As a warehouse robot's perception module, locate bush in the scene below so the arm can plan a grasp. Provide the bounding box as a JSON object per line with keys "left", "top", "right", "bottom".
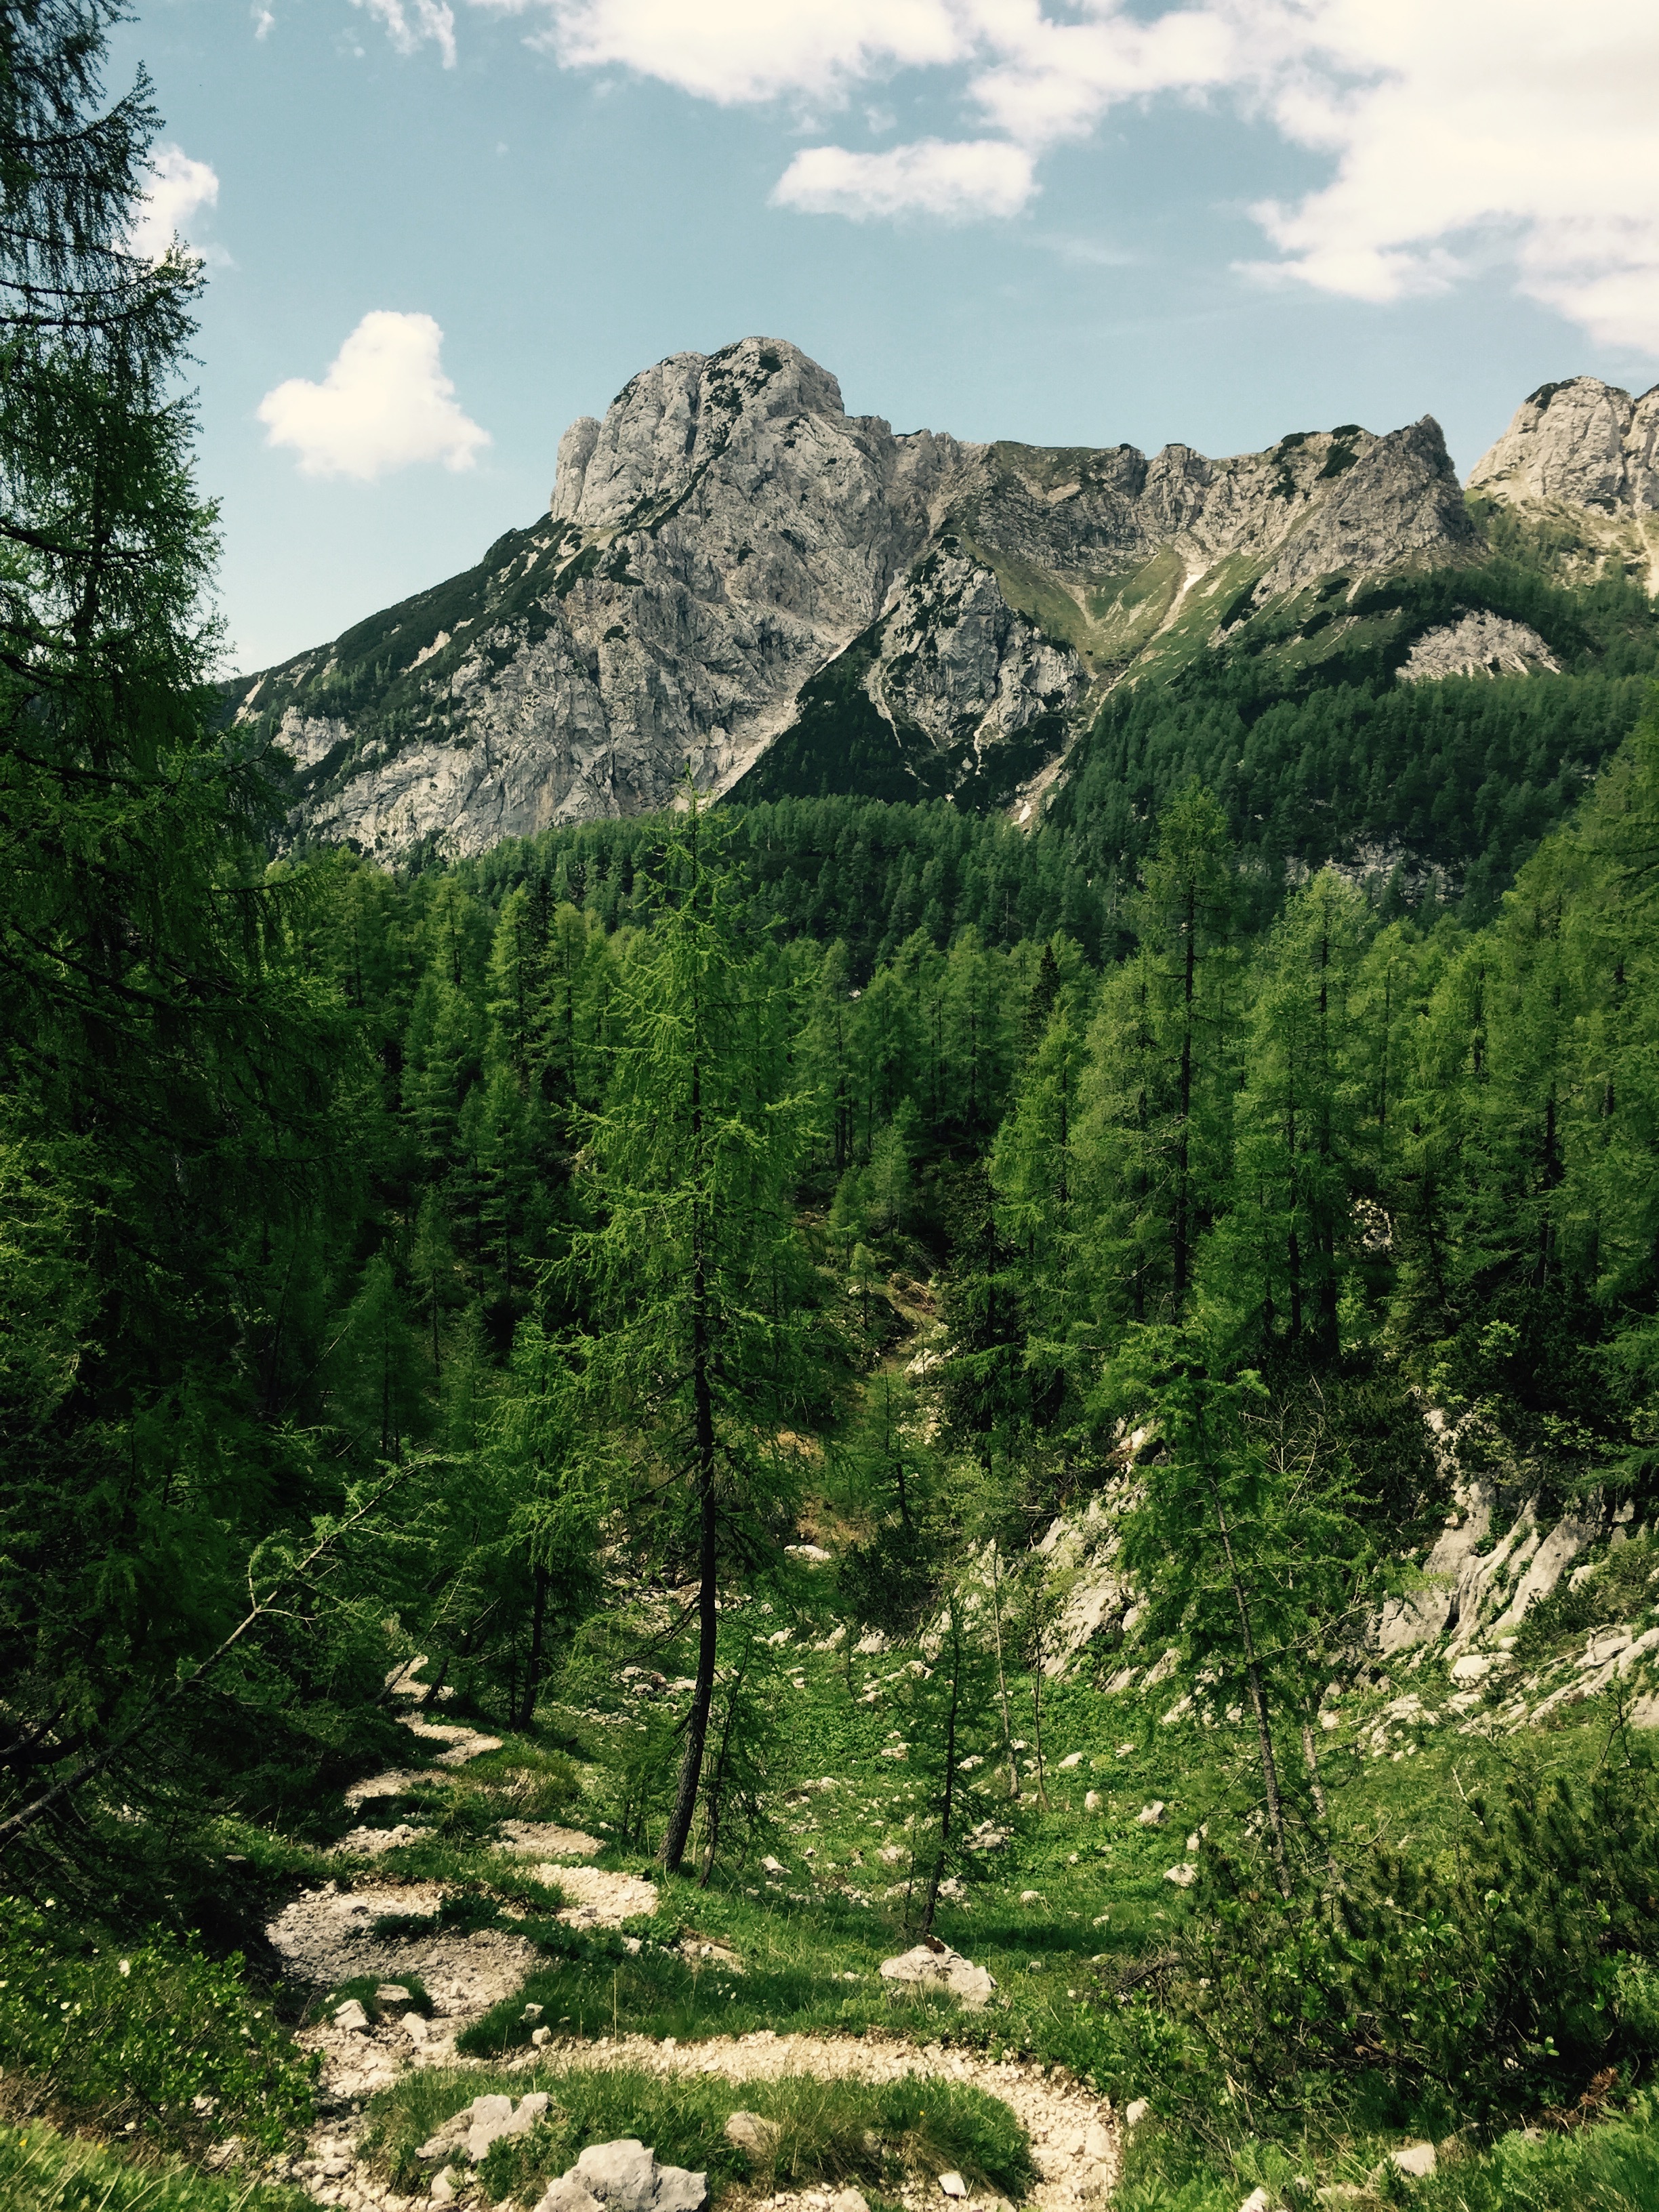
{"left": 1081, "top": 1762, "right": 1659, "bottom": 2139}
{"left": 0, "top": 1900, "right": 314, "bottom": 2150}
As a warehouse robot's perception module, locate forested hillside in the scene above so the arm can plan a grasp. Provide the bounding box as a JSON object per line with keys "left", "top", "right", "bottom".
{"left": 10, "top": 9, "right": 1659, "bottom": 2212}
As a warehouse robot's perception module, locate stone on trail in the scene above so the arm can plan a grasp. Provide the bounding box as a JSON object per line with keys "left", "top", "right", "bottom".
{"left": 829, "top": 2191, "right": 869, "bottom": 2212}
{"left": 878, "top": 1941, "right": 997, "bottom": 2008}
{"left": 535, "top": 2179, "right": 606, "bottom": 2212}
{"left": 376, "top": 1983, "right": 412, "bottom": 2005}
{"left": 331, "top": 1998, "right": 370, "bottom": 2032}
{"left": 938, "top": 2173, "right": 968, "bottom": 2198}
{"left": 573, "top": 2137, "right": 708, "bottom": 2212}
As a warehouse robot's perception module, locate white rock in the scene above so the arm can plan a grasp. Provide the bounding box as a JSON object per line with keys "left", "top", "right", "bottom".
{"left": 1124, "top": 2100, "right": 1150, "bottom": 2130}
{"left": 1136, "top": 1802, "right": 1166, "bottom": 1826}
{"left": 574, "top": 2137, "right": 707, "bottom": 2212}
{"left": 938, "top": 2173, "right": 968, "bottom": 2198}
{"left": 532, "top": 2026, "right": 553, "bottom": 2047}
{"left": 1391, "top": 2143, "right": 1437, "bottom": 2179}
{"left": 402, "top": 2011, "right": 429, "bottom": 2044}
{"left": 1237, "top": 2190, "right": 1270, "bottom": 2212}
{"left": 331, "top": 1999, "right": 370, "bottom": 2032}
{"left": 830, "top": 2191, "right": 870, "bottom": 2212}
{"left": 534, "top": 2179, "right": 606, "bottom": 2212}
{"left": 432, "top": 2167, "right": 458, "bottom": 2205}
{"left": 878, "top": 1942, "right": 997, "bottom": 2008}
{"left": 1164, "top": 1864, "right": 1197, "bottom": 1887}
{"left": 1084, "top": 2122, "right": 1113, "bottom": 2161}
{"left": 1084, "top": 1791, "right": 1102, "bottom": 1814}
{"left": 1058, "top": 1751, "right": 1084, "bottom": 1769}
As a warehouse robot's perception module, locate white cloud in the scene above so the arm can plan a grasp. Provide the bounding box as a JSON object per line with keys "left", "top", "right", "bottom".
{"left": 476, "top": 0, "right": 965, "bottom": 103}
{"left": 129, "top": 145, "right": 220, "bottom": 260}
{"left": 354, "top": 0, "right": 456, "bottom": 66}
{"left": 350, "top": 0, "right": 1659, "bottom": 351}
{"left": 774, "top": 139, "right": 1035, "bottom": 222}
{"left": 252, "top": 4, "right": 274, "bottom": 37}
{"left": 257, "top": 311, "right": 491, "bottom": 480}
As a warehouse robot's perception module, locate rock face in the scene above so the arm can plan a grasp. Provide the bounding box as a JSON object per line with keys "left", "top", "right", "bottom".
{"left": 1468, "top": 376, "right": 1659, "bottom": 512}
{"left": 231, "top": 335, "right": 1534, "bottom": 863}
{"left": 1399, "top": 611, "right": 1560, "bottom": 682}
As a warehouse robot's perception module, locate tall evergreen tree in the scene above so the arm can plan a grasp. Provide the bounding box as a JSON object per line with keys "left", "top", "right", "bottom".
{"left": 567, "top": 797, "right": 812, "bottom": 1874}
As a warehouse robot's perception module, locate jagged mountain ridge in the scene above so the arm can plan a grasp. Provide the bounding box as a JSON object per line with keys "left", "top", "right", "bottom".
{"left": 233, "top": 346, "right": 1654, "bottom": 863}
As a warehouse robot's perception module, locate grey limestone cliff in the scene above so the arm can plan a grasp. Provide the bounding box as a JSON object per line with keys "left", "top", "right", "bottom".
{"left": 234, "top": 337, "right": 1595, "bottom": 864}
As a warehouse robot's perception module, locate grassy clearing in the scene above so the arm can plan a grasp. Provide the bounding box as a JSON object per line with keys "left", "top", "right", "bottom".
{"left": 0, "top": 2119, "right": 310, "bottom": 2212}
{"left": 361, "top": 2059, "right": 1035, "bottom": 2207}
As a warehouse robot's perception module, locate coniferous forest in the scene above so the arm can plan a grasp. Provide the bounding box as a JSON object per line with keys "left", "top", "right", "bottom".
{"left": 9, "top": 9, "right": 1659, "bottom": 2212}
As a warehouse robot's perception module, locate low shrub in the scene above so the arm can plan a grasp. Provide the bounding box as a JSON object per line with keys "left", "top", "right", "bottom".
{"left": 0, "top": 1899, "right": 314, "bottom": 2151}
{"left": 1080, "top": 1762, "right": 1659, "bottom": 2141}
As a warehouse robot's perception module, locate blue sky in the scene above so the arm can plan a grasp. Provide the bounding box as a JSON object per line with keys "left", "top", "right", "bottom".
{"left": 112, "top": 1, "right": 1659, "bottom": 675}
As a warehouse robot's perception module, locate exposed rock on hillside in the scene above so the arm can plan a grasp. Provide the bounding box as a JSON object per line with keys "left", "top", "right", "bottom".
{"left": 1469, "top": 375, "right": 1659, "bottom": 513}
{"left": 233, "top": 335, "right": 1542, "bottom": 863}
{"left": 1399, "top": 610, "right": 1561, "bottom": 682}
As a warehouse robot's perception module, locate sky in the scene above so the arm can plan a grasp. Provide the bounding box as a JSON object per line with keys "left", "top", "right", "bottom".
{"left": 111, "top": 0, "right": 1659, "bottom": 676}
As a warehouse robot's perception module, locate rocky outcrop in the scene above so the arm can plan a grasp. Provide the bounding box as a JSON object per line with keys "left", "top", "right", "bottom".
{"left": 1399, "top": 611, "right": 1561, "bottom": 682}
{"left": 1469, "top": 376, "right": 1659, "bottom": 512}
{"left": 237, "top": 340, "right": 1631, "bottom": 864}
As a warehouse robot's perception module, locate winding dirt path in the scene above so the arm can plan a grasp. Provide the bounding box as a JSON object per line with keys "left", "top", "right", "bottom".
{"left": 265, "top": 1713, "right": 1120, "bottom": 2212}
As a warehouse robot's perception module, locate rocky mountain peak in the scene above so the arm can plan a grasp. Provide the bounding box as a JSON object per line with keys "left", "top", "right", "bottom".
{"left": 1468, "top": 375, "right": 1659, "bottom": 512}
{"left": 237, "top": 344, "right": 1636, "bottom": 865}
{"left": 550, "top": 336, "right": 862, "bottom": 529}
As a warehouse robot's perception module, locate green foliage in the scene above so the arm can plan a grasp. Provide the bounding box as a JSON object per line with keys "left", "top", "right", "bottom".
{"left": 1083, "top": 1761, "right": 1659, "bottom": 2141}
{"left": 0, "top": 2118, "right": 312, "bottom": 2212}
{"left": 0, "top": 1901, "right": 314, "bottom": 2150}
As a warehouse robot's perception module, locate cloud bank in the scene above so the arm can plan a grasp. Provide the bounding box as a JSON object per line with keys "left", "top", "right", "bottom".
{"left": 258, "top": 311, "right": 491, "bottom": 480}
{"left": 368, "top": 0, "right": 1659, "bottom": 352}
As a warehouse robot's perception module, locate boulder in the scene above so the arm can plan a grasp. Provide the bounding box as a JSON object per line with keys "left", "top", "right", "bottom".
{"left": 878, "top": 1942, "right": 997, "bottom": 2008}
{"left": 331, "top": 1998, "right": 369, "bottom": 2032}
{"left": 534, "top": 2180, "right": 605, "bottom": 2212}
{"left": 573, "top": 2139, "right": 708, "bottom": 2212}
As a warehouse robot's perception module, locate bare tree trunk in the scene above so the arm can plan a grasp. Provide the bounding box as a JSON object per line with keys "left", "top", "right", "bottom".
{"left": 1205, "top": 1474, "right": 1292, "bottom": 1897}
{"left": 988, "top": 1547, "right": 1018, "bottom": 1799}
{"left": 660, "top": 1205, "right": 718, "bottom": 1873}
{"left": 516, "top": 1565, "right": 548, "bottom": 1732}
{"left": 1030, "top": 1617, "right": 1049, "bottom": 1811}
{"left": 920, "top": 1606, "right": 962, "bottom": 1937}
{"left": 699, "top": 1661, "right": 744, "bottom": 1888}
{"left": 1300, "top": 1715, "right": 1328, "bottom": 1822}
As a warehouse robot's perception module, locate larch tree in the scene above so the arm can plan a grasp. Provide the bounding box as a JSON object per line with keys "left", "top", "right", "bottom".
{"left": 567, "top": 795, "right": 813, "bottom": 1875}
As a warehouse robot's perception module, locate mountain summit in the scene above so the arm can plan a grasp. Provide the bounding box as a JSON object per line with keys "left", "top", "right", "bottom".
{"left": 232, "top": 342, "right": 1643, "bottom": 864}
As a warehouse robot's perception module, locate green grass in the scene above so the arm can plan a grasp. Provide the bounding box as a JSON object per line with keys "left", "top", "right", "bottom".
{"left": 0, "top": 2119, "right": 310, "bottom": 2212}
{"left": 1109, "top": 2097, "right": 1659, "bottom": 2212}
{"left": 361, "top": 2058, "right": 1036, "bottom": 2207}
